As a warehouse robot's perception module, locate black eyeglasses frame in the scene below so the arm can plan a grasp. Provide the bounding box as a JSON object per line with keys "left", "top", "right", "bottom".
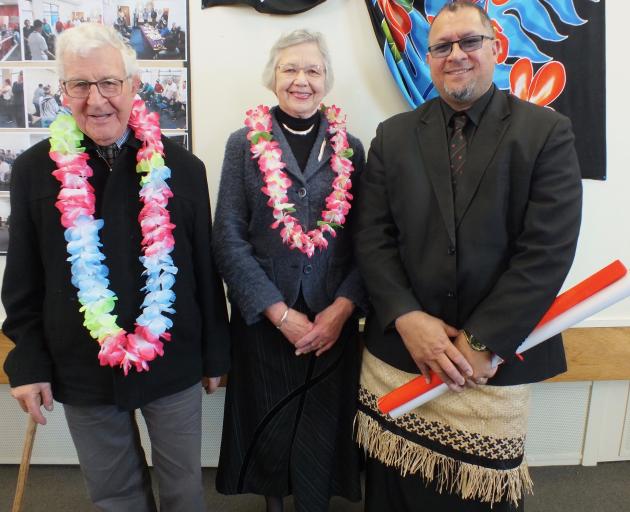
{"left": 427, "top": 35, "right": 495, "bottom": 58}
{"left": 61, "top": 77, "right": 129, "bottom": 99}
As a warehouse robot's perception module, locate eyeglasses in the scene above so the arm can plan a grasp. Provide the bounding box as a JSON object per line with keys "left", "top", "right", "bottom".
{"left": 62, "top": 78, "right": 128, "bottom": 99}
{"left": 276, "top": 64, "right": 325, "bottom": 79}
{"left": 428, "top": 35, "right": 494, "bottom": 58}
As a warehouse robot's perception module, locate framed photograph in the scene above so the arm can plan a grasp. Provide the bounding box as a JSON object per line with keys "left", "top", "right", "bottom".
{"left": 139, "top": 67, "right": 187, "bottom": 130}
{"left": 0, "top": 68, "right": 25, "bottom": 127}
{"left": 165, "top": 131, "right": 188, "bottom": 149}
{"left": 0, "top": 133, "right": 29, "bottom": 191}
{"left": 19, "top": 0, "right": 104, "bottom": 61}
{"left": 0, "top": 192, "right": 9, "bottom": 254}
{"left": 0, "top": 0, "right": 23, "bottom": 60}
{"left": 23, "top": 67, "right": 62, "bottom": 128}
{"left": 0, "top": 132, "right": 30, "bottom": 254}
{"left": 29, "top": 132, "right": 48, "bottom": 146}
{"left": 104, "top": 2, "right": 187, "bottom": 61}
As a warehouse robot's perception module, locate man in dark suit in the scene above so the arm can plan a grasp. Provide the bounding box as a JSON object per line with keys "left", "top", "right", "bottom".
{"left": 354, "top": 2, "right": 582, "bottom": 511}
{"left": 2, "top": 23, "right": 229, "bottom": 511}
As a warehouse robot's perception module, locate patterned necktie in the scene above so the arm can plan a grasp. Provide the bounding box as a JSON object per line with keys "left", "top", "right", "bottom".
{"left": 97, "top": 144, "right": 119, "bottom": 168}
{"left": 449, "top": 112, "right": 468, "bottom": 178}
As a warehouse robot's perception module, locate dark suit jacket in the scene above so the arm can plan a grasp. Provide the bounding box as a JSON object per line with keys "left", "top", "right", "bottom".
{"left": 354, "top": 88, "right": 582, "bottom": 385}
{"left": 213, "top": 107, "right": 366, "bottom": 325}
{"left": 2, "top": 135, "right": 230, "bottom": 409}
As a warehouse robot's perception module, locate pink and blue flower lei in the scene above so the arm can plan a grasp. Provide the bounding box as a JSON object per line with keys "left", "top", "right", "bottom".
{"left": 49, "top": 98, "right": 177, "bottom": 375}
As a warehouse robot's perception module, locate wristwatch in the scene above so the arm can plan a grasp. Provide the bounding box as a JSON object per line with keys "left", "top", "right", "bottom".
{"left": 463, "top": 330, "right": 488, "bottom": 352}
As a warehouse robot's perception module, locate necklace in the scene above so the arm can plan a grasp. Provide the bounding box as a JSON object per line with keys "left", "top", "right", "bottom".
{"left": 244, "top": 104, "right": 355, "bottom": 257}
{"left": 49, "top": 98, "right": 177, "bottom": 375}
{"left": 281, "top": 123, "right": 314, "bottom": 136}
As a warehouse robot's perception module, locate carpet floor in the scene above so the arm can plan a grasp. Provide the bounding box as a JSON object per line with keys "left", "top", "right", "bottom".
{"left": 1, "top": 462, "right": 629, "bottom": 511}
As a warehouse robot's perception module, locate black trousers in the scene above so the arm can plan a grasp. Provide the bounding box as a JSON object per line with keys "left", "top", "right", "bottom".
{"left": 365, "top": 457, "right": 525, "bottom": 512}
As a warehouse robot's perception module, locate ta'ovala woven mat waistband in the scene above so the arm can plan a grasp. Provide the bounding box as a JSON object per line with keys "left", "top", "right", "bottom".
{"left": 355, "top": 348, "right": 533, "bottom": 506}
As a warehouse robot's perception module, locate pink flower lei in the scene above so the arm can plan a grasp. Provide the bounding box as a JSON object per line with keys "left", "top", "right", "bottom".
{"left": 48, "top": 98, "right": 177, "bottom": 375}
{"left": 244, "top": 104, "right": 355, "bottom": 258}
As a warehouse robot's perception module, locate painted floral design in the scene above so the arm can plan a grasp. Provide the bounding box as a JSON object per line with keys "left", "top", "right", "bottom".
{"left": 368, "top": 0, "right": 597, "bottom": 108}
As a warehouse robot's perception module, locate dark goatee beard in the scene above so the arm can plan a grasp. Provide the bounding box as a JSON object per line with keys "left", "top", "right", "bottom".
{"left": 445, "top": 82, "right": 476, "bottom": 105}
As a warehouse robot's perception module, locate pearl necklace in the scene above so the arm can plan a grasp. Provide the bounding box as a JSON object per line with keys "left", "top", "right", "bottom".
{"left": 281, "top": 122, "right": 315, "bottom": 136}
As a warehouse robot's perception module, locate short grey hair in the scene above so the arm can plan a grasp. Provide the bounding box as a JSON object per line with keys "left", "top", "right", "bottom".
{"left": 56, "top": 23, "right": 138, "bottom": 80}
{"left": 262, "top": 29, "right": 334, "bottom": 94}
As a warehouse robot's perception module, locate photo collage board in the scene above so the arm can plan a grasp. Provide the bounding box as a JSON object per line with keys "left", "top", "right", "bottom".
{"left": 0, "top": 0, "right": 191, "bottom": 253}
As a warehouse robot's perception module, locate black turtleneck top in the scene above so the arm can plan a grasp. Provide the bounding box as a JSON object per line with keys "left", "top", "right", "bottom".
{"left": 276, "top": 107, "right": 321, "bottom": 172}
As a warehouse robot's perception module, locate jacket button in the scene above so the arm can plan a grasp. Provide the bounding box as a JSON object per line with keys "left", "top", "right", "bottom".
{"left": 448, "top": 245, "right": 456, "bottom": 255}
{"left": 298, "top": 187, "right": 307, "bottom": 199}
{"left": 446, "top": 291, "right": 455, "bottom": 298}
{"left": 303, "top": 264, "right": 313, "bottom": 275}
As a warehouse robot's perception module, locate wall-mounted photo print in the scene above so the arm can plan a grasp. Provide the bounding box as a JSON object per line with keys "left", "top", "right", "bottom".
{"left": 0, "top": 192, "right": 9, "bottom": 254}
{"left": 0, "top": 132, "right": 29, "bottom": 190}
{"left": 139, "top": 67, "right": 187, "bottom": 130}
{"left": 0, "top": 132, "right": 30, "bottom": 253}
{"left": 0, "top": 1, "right": 23, "bottom": 60}
{"left": 0, "top": 68, "right": 25, "bottom": 127}
{"left": 29, "top": 132, "right": 48, "bottom": 146}
{"left": 165, "top": 131, "right": 188, "bottom": 149}
{"left": 23, "top": 67, "right": 63, "bottom": 128}
{"left": 19, "top": 0, "right": 103, "bottom": 60}
{"left": 104, "top": 1, "right": 187, "bottom": 61}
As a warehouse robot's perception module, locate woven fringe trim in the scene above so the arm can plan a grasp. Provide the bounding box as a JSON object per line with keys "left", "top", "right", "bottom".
{"left": 355, "top": 411, "right": 533, "bottom": 507}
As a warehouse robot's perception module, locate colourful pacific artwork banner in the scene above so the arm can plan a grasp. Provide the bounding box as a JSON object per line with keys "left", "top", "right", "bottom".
{"left": 202, "top": 0, "right": 326, "bottom": 14}
{"left": 365, "top": 0, "right": 606, "bottom": 180}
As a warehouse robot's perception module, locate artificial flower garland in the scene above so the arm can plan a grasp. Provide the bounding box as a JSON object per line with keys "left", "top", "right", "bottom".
{"left": 244, "top": 104, "right": 355, "bottom": 257}
{"left": 49, "top": 97, "right": 177, "bottom": 375}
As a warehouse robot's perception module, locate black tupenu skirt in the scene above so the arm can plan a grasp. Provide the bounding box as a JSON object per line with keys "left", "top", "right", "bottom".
{"left": 216, "top": 296, "right": 362, "bottom": 512}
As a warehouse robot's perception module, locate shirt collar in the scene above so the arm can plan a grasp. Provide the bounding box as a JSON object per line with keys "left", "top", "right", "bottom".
{"left": 440, "top": 84, "right": 495, "bottom": 127}
{"left": 113, "top": 128, "right": 131, "bottom": 149}
{"left": 84, "top": 127, "right": 135, "bottom": 152}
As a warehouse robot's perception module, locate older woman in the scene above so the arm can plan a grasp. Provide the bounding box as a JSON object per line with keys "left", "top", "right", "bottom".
{"left": 214, "top": 29, "right": 365, "bottom": 512}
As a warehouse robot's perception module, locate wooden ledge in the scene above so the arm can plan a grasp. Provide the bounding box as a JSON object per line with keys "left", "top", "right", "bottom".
{"left": 0, "top": 331, "right": 10, "bottom": 384}
{"left": 1, "top": 327, "right": 629, "bottom": 386}
{"left": 548, "top": 327, "right": 630, "bottom": 382}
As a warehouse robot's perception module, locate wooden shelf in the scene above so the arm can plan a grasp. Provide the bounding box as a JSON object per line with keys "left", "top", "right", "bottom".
{"left": 0, "top": 331, "right": 10, "bottom": 384}
{"left": 548, "top": 327, "right": 630, "bottom": 382}
{"left": 1, "top": 327, "right": 629, "bottom": 386}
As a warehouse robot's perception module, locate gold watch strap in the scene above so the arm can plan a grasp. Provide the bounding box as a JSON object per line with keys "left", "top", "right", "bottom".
{"left": 463, "top": 330, "right": 488, "bottom": 352}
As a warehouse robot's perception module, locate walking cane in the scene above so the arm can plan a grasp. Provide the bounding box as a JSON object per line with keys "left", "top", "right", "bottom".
{"left": 11, "top": 415, "right": 38, "bottom": 512}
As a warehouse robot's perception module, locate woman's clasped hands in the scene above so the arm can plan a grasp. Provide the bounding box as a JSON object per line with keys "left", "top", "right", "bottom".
{"left": 267, "top": 297, "right": 354, "bottom": 357}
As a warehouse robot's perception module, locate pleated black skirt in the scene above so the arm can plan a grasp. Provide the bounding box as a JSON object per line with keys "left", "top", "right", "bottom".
{"left": 216, "top": 302, "right": 362, "bottom": 512}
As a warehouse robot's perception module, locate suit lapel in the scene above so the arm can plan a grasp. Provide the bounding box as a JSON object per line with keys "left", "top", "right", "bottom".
{"left": 454, "top": 91, "right": 510, "bottom": 228}
{"left": 271, "top": 112, "right": 306, "bottom": 185}
{"left": 416, "top": 101, "right": 456, "bottom": 245}
{"left": 303, "top": 114, "right": 332, "bottom": 182}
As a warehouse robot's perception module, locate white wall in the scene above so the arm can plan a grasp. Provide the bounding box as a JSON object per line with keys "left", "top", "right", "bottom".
{"left": 189, "top": 0, "right": 630, "bottom": 326}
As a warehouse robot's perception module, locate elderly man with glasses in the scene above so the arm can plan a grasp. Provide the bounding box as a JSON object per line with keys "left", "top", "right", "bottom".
{"left": 2, "top": 23, "right": 230, "bottom": 512}
{"left": 354, "top": 2, "right": 582, "bottom": 511}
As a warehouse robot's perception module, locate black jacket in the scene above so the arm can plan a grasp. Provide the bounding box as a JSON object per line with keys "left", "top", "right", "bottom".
{"left": 354, "top": 89, "right": 582, "bottom": 385}
{"left": 2, "top": 134, "right": 230, "bottom": 409}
